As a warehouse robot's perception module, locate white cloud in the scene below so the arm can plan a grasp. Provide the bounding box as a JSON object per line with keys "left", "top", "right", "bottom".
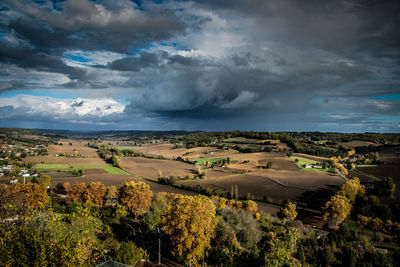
{"left": 0, "top": 95, "right": 125, "bottom": 118}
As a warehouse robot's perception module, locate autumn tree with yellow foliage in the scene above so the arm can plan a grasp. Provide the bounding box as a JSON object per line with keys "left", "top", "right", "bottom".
{"left": 329, "top": 156, "right": 348, "bottom": 176}
{"left": 105, "top": 185, "right": 118, "bottom": 204}
{"left": 118, "top": 181, "right": 153, "bottom": 217}
{"left": 83, "top": 182, "right": 107, "bottom": 205}
{"left": 0, "top": 182, "right": 49, "bottom": 219}
{"left": 66, "top": 182, "right": 87, "bottom": 204}
{"left": 339, "top": 177, "right": 363, "bottom": 203}
{"left": 162, "top": 194, "right": 217, "bottom": 265}
{"left": 323, "top": 194, "right": 352, "bottom": 228}
{"left": 279, "top": 201, "right": 298, "bottom": 220}
{"left": 322, "top": 178, "right": 364, "bottom": 228}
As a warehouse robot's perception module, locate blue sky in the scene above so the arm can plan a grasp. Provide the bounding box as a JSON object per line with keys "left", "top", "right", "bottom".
{"left": 0, "top": 0, "right": 399, "bottom": 132}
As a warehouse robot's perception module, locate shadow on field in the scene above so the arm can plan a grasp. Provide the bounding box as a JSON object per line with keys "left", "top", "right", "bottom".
{"left": 295, "top": 184, "right": 340, "bottom": 210}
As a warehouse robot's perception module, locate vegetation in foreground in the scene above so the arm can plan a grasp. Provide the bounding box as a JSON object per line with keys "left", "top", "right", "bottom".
{"left": 1, "top": 175, "right": 399, "bottom": 266}
{"left": 1, "top": 128, "right": 400, "bottom": 266}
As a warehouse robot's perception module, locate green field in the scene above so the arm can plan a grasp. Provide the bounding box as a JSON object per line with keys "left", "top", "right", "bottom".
{"left": 312, "top": 140, "right": 328, "bottom": 145}
{"left": 34, "top": 164, "right": 130, "bottom": 175}
{"left": 290, "top": 156, "right": 333, "bottom": 173}
{"left": 116, "top": 146, "right": 137, "bottom": 150}
{"left": 356, "top": 164, "right": 378, "bottom": 167}
{"left": 34, "top": 164, "right": 71, "bottom": 171}
{"left": 193, "top": 158, "right": 224, "bottom": 164}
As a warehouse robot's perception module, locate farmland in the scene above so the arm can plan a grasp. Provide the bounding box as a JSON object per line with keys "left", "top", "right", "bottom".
{"left": 34, "top": 163, "right": 130, "bottom": 175}
{"left": 7, "top": 129, "right": 399, "bottom": 219}
{"left": 23, "top": 135, "right": 350, "bottom": 208}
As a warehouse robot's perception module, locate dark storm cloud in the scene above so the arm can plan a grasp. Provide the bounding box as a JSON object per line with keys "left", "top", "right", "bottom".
{"left": 0, "top": 42, "right": 87, "bottom": 80}
{"left": 0, "top": 0, "right": 398, "bottom": 131}
{"left": 0, "top": 0, "right": 186, "bottom": 84}
{"left": 108, "top": 52, "right": 162, "bottom": 72}
{"left": 2, "top": 0, "right": 185, "bottom": 52}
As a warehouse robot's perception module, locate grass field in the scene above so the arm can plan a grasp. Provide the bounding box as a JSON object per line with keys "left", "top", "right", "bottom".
{"left": 356, "top": 164, "right": 378, "bottom": 167}
{"left": 34, "top": 164, "right": 72, "bottom": 171}
{"left": 117, "top": 146, "right": 137, "bottom": 150}
{"left": 290, "top": 156, "right": 333, "bottom": 173}
{"left": 193, "top": 158, "right": 224, "bottom": 164}
{"left": 34, "top": 163, "right": 130, "bottom": 175}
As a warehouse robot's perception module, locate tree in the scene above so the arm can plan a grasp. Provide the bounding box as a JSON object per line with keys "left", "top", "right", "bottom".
{"left": 279, "top": 201, "right": 298, "bottom": 220}
{"left": 0, "top": 182, "right": 49, "bottom": 219}
{"left": 66, "top": 182, "right": 87, "bottom": 204}
{"left": 219, "top": 208, "right": 262, "bottom": 252}
{"left": 234, "top": 185, "right": 239, "bottom": 201}
{"left": 263, "top": 229, "right": 300, "bottom": 267}
{"left": 114, "top": 241, "right": 148, "bottom": 267}
{"left": 143, "top": 192, "right": 174, "bottom": 231}
{"left": 83, "top": 182, "right": 107, "bottom": 205}
{"left": 118, "top": 181, "right": 153, "bottom": 217}
{"left": 106, "top": 185, "right": 118, "bottom": 204}
{"left": 73, "top": 149, "right": 79, "bottom": 157}
{"left": 162, "top": 194, "right": 217, "bottom": 265}
{"left": 339, "top": 178, "right": 363, "bottom": 203}
{"left": 0, "top": 209, "right": 103, "bottom": 266}
{"left": 347, "top": 149, "right": 356, "bottom": 157}
{"left": 323, "top": 194, "right": 352, "bottom": 228}
{"left": 112, "top": 154, "right": 121, "bottom": 168}
{"left": 39, "top": 175, "right": 51, "bottom": 189}
{"left": 243, "top": 200, "right": 258, "bottom": 212}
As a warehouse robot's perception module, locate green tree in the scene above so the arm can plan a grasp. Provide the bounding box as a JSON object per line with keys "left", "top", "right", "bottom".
{"left": 114, "top": 241, "right": 148, "bottom": 267}
{"left": 39, "top": 175, "right": 51, "bottom": 188}
{"left": 234, "top": 185, "right": 239, "bottom": 201}
{"left": 0, "top": 210, "right": 102, "bottom": 266}
{"left": 112, "top": 154, "right": 121, "bottom": 168}
{"left": 263, "top": 229, "right": 300, "bottom": 267}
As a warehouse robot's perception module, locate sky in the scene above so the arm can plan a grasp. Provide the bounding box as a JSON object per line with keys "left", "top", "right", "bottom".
{"left": 0, "top": 0, "right": 399, "bottom": 132}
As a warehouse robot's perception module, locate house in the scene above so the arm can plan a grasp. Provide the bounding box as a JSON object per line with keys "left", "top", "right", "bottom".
{"left": 302, "top": 164, "right": 322, "bottom": 169}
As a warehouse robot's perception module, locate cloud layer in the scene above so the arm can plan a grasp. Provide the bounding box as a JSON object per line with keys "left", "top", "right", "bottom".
{"left": 0, "top": 0, "right": 399, "bottom": 131}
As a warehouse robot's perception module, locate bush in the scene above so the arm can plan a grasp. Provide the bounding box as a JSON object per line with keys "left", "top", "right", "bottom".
{"left": 114, "top": 241, "right": 148, "bottom": 266}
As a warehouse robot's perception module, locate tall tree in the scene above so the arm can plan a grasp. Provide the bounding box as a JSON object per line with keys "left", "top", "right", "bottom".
{"left": 162, "top": 194, "right": 217, "bottom": 265}
{"left": 263, "top": 229, "right": 300, "bottom": 266}
{"left": 118, "top": 181, "right": 153, "bottom": 217}
{"left": 83, "top": 182, "right": 107, "bottom": 205}
{"left": 39, "top": 175, "right": 51, "bottom": 189}
{"left": 112, "top": 154, "right": 121, "bottom": 168}
{"left": 66, "top": 182, "right": 87, "bottom": 204}
{"left": 323, "top": 194, "right": 352, "bottom": 228}
{"left": 339, "top": 178, "right": 363, "bottom": 203}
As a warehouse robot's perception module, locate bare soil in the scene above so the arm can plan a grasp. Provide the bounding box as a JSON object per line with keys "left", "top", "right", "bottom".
{"left": 48, "top": 140, "right": 99, "bottom": 157}
{"left": 338, "top": 140, "right": 377, "bottom": 148}
{"left": 120, "top": 157, "right": 194, "bottom": 179}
